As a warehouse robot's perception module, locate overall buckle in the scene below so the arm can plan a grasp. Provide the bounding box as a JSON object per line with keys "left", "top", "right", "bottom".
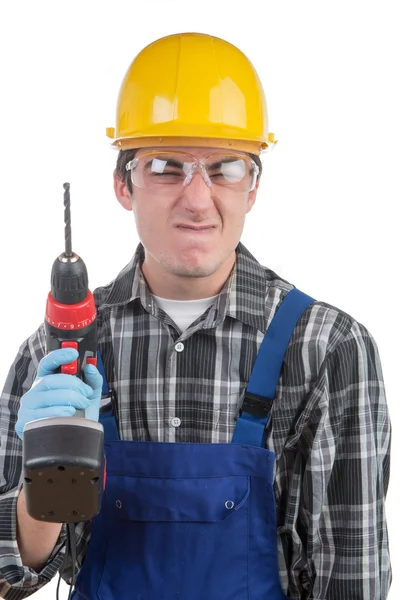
{"left": 240, "top": 391, "right": 273, "bottom": 418}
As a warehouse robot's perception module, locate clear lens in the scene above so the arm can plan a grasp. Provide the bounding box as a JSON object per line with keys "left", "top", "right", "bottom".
{"left": 142, "top": 154, "right": 190, "bottom": 185}
{"left": 204, "top": 156, "right": 254, "bottom": 190}
{"left": 127, "top": 152, "right": 258, "bottom": 194}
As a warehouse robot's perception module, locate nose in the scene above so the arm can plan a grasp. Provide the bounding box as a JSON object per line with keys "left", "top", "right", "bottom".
{"left": 179, "top": 169, "right": 215, "bottom": 214}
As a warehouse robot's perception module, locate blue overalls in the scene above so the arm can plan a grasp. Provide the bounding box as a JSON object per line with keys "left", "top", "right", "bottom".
{"left": 72, "top": 288, "right": 315, "bottom": 599}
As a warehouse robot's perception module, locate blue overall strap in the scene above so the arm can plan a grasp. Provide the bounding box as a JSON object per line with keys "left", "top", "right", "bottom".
{"left": 232, "top": 288, "right": 315, "bottom": 447}
{"left": 97, "top": 349, "right": 120, "bottom": 441}
{"left": 96, "top": 350, "right": 109, "bottom": 396}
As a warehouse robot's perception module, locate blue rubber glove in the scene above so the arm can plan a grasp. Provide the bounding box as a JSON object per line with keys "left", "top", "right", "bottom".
{"left": 15, "top": 347, "right": 103, "bottom": 440}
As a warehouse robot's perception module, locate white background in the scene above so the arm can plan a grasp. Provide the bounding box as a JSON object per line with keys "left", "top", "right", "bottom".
{"left": 0, "top": 1, "right": 398, "bottom": 598}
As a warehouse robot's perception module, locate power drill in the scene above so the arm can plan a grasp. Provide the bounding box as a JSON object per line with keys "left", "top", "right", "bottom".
{"left": 22, "top": 183, "right": 105, "bottom": 524}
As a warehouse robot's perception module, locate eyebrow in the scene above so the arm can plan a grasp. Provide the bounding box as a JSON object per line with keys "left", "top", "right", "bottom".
{"left": 143, "top": 157, "right": 185, "bottom": 171}
{"left": 207, "top": 158, "right": 242, "bottom": 170}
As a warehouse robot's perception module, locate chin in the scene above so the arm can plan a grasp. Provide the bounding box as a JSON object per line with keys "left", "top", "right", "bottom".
{"left": 171, "top": 259, "right": 218, "bottom": 278}
{"left": 163, "top": 251, "right": 222, "bottom": 278}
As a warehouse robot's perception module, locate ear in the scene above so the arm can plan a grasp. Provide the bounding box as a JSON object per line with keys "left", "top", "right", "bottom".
{"left": 113, "top": 169, "right": 133, "bottom": 211}
{"left": 246, "top": 177, "right": 260, "bottom": 214}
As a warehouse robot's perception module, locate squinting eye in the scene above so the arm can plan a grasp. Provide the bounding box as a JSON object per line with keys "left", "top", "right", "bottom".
{"left": 150, "top": 158, "right": 169, "bottom": 173}
{"left": 150, "top": 158, "right": 188, "bottom": 175}
{"left": 220, "top": 160, "right": 246, "bottom": 182}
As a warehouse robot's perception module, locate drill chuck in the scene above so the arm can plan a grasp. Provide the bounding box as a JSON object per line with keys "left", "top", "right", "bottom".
{"left": 51, "top": 252, "right": 89, "bottom": 304}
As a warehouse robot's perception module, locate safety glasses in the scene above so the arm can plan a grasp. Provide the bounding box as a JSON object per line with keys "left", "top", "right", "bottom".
{"left": 125, "top": 151, "right": 259, "bottom": 195}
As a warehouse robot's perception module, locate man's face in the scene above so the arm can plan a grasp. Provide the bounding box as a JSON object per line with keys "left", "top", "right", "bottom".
{"left": 114, "top": 146, "right": 259, "bottom": 280}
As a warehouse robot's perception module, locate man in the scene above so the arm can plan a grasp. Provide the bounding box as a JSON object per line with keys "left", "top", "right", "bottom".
{"left": 0, "top": 32, "right": 392, "bottom": 599}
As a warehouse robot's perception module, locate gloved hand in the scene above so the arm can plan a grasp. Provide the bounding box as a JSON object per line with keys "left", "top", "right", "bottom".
{"left": 15, "top": 347, "right": 103, "bottom": 440}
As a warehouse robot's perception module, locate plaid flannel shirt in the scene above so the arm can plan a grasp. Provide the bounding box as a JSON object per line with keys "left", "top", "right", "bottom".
{"left": 0, "top": 242, "right": 391, "bottom": 599}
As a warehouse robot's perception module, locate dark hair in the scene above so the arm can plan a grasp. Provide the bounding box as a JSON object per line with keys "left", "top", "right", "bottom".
{"left": 115, "top": 148, "right": 263, "bottom": 195}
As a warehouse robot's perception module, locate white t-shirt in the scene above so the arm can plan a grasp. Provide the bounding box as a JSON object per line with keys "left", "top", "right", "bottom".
{"left": 152, "top": 294, "right": 218, "bottom": 332}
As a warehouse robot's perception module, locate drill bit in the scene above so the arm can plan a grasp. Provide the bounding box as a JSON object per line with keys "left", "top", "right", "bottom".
{"left": 63, "top": 182, "right": 73, "bottom": 258}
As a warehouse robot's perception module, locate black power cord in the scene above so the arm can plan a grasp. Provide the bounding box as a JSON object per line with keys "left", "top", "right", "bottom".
{"left": 56, "top": 523, "right": 78, "bottom": 599}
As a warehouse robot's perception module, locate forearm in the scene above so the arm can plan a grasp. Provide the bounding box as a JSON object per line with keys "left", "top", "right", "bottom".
{"left": 16, "top": 487, "right": 63, "bottom": 572}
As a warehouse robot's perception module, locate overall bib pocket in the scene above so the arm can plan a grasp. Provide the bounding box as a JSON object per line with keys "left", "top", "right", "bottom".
{"left": 98, "top": 474, "right": 250, "bottom": 600}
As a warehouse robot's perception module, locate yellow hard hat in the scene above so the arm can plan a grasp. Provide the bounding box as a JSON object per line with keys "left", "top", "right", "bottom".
{"left": 106, "top": 32, "right": 276, "bottom": 155}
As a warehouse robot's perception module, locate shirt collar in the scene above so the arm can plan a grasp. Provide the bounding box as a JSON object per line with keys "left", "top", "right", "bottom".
{"left": 101, "top": 242, "right": 271, "bottom": 333}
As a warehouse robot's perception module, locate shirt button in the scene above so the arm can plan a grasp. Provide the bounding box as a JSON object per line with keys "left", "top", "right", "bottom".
{"left": 175, "top": 342, "right": 184, "bottom": 352}
{"left": 170, "top": 417, "right": 181, "bottom": 428}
